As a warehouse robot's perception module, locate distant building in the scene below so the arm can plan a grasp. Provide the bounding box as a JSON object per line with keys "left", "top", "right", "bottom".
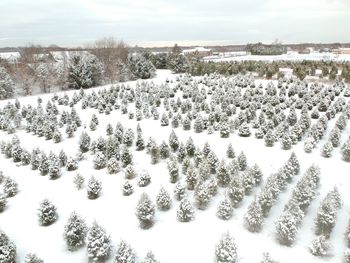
{"left": 181, "top": 47, "right": 212, "bottom": 56}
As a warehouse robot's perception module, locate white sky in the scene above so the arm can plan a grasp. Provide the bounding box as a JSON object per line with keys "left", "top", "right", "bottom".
{"left": 0, "top": 0, "right": 349, "bottom": 47}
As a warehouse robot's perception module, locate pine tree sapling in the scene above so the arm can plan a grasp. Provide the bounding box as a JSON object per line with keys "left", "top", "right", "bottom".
{"left": 87, "top": 222, "right": 111, "bottom": 262}
{"left": 0, "top": 230, "right": 16, "bottom": 263}
{"left": 64, "top": 212, "right": 88, "bottom": 250}
{"left": 24, "top": 253, "right": 44, "bottom": 263}
{"left": 156, "top": 187, "right": 172, "bottom": 211}
{"left": 38, "top": 199, "right": 58, "bottom": 226}
{"left": 0, "top": 193, "right": 7, "bottom": 212}
{"left": 177, "top": 198, "right": 194, "bottom": 222}
{"left": 142, "top": 251, "right": 159, "bottom": 263}
{"left": 122, "top": 180, "right": 134, "bottom": 196}
{"left": 73, "top": 174, "right": 85, "bottom": 190}
{"left": 87, "top": 176, "right": 102, "bottom": 199}
{"left": 136, "top": 193, "right": 155, "bottom": 229}
{"left": 114, "top": 240, "right": 136, "bottom": 263}
{"left": 215, "top": 232, "right": 237, "bottom": 263}
{"left": 217, "top": 198, "right": 233, "bottom": 220}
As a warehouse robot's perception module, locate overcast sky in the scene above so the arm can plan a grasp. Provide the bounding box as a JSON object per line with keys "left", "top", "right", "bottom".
{"left": 0, "top": 0, "right": 349, "bottom": 47}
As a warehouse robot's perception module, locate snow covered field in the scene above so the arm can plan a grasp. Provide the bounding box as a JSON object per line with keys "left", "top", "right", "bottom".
{"left": 204, "top": 51, "right": 350, "bottom": 62}
{"left": 1, "top": 70, "right": 350, "bottom": 263}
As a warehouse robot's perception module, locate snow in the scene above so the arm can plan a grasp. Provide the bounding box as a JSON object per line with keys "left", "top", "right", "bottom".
{"left": 204, "top": 51, "right": 350, "bottom": 62}
{"left": 0, "top": 52, "right": 21, "bottom": 63}
{"left": 0, "top": 70, "right": 350, "bottom": 263}
{"left": 182, "top": 47, "right": 211, "bottom": 54}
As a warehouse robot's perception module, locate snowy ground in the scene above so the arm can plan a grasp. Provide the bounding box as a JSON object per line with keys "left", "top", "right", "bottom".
{"left": 0, "top": 70, "right": 350, "bottom": 263}
{"left": 204, "top": 51, "right": 350, "bottom": 62}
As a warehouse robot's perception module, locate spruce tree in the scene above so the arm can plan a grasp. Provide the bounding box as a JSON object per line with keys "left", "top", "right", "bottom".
{"left": 38, "top": 199, "right": 58, "bottom": 226}
{"left": 87, "top": 176, "right": 102, "bottom": 199}
{"left": 177, "top": 198, "right": 194, "bottom": 222}
{"left": 114, "top": 240, "right": 136, "bottom": 263}
{"left": 215, "top": 232, "right": 237, "bottom": 263}
{"left": 0, "top": 230, "right": 16, "bottom": 263}
{"left": 24, "top": 253, "right": 44, "bottom": 263}
{"left": 244, "top": 200, "right": 263, "bottom": 232}
{"left": 87, "top": 222, "right": 111, "bottom": 262}
{"left": 217, "top": 198, "right": 233, "bottom": 220}
{"left": 63, "top": 212, "right": 88, "bottom": 250}
{"left": 135, "top": 193, "right": 155, "bottom": 228}
{"left": 156, "top": 187, "right": 172, "bottom": 211}
{"left": 122, "top": 180, "right": 134, "bottom": 196}
{"left": 142, "top": 251, "right": 159, "bottom": 263}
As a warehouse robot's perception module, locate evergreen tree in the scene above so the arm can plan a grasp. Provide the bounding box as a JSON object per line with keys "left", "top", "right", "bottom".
{"left": 114, "top": 240, "right": 137, "bottom": 263}
{"left": 127, "top": 54, "right": 156, "bottom": 79}
{"left": 217, "top": 198, "right": 233, "bottom": 220}
{"left": 141, "top": 251, "right": 159, "bottom": 263}
{"left": 244, "top": 200, "right": 263, "bottom": 232}
{"left": 195, "top": 181, "right": 212, "bottom": 210}
{"left": 38, "top": 199, "right": 58, "bottom": 226}
{"left": 121, "top": 146, "right": 133, "bottom": 167}
{"left": 260, "top": 252, "right": 278, "bottom": 263}
{"left": 136, "top": 133, "right": 145, "bottom": 151}
{"left": 0, "top": 193, "right": 7, "bottom": 212}
{"left": 67, "top": 53, "right": 104, "bottom": 90}
{"left": 0, "top": 230, "right": 16, "bottom": 263}
{"left": 215, "top": 232, "right": 237, "bottom": 263}
{"left": 238, "top": 122, "right": 251, "bottom": 137}
{"left": 39, "top": 153, "right": 50, "bottom": 175}
{"left": 186, "top": 166, "right": 198, "bottom": 190}
{"left": 24, "top": 253, "right": 44, "bottom": 263}
{"left": 137, "top": 171, "right": 151, "bottom": 187}
{"left": 160, "top": 113, "right": 169, "bottom": 126}
{"left": 237, "top": 152, "right": 247, "bottom": 171}
{"left": 177, "top": 198, "right": 194, "bottom": 222}
{"left": 87, "top": 222, "right": 111, "bottom": 262}
{"left": 309, "top": 235, "right": 330, "bottom": 257}
{"left": 78, "top": 131, "right": 91, "bottom": 153}
{"left": 106, "top": 123, "right": 114, "bottom": 136}
{"left": 135, "top": 193, "right": 155, "bottom": 228}
{"left": 0, "top": 66, "right": 14, "bottom": 99}
{"left": 66, "top": 157, "right": 78, "bottom": 171}
{"left": 156, "top": 187, "right": 172, "bottom": 211}
{"left": 73, "top": 173, "right": 84, "bottom": 190}
{"left": 87, "top": 176, "right": 102, "bottom": 199}
{"left": 3, "top": 177, "right": 18, "bottom": 198}
{"left": 122, "top": 180, "right": 134, "bottom": 196}
{"left": 159, "top": 141, "right": 170, "bottom": 159}
{"left": 48, "top": 155, "right": 60, "bottom": 179}
{"left": 207, "top": 150, "right": 219, "bottom": 174}
{"left": 264, "top": 130, "right": 275, "bottom": 147}
{"left": 107, "top": 157, "right": 120, "bottom": 174}
{"left": 321, "top": 142, "right": 333, "bottom": 158}
{"left": 93, "top": 151, "right": 107, "bottom": 170}
{"left": 125, "top": 165, "right": 136, "bottom": 179}
{"left": 275, "top": 212, "right": 297, "bottom": 246}
{"left": 217, "top": 160, "right": 230, "bottom": 187}
{"left": 167, "top": 158, "right": 179, "bottom": 183}
{"left": 226, "top": 143, "right": 235, "bottom": 159}
{"left": 169, "top": 130, "right": 179, "bottom": 152}
{"left": 174, "top": 182, "right": 186, "bottom": 201}
{"left": 227, "top": 176, "right": 245, "bottom": 207}
{"left": 342, "top": 139, "right": 350, "bottom": 162}
{"left": 63, "top": 211, "right": 88, "bottom": 250}
{"left": 59, "top": 149, "right": 67, "bottom": 167}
